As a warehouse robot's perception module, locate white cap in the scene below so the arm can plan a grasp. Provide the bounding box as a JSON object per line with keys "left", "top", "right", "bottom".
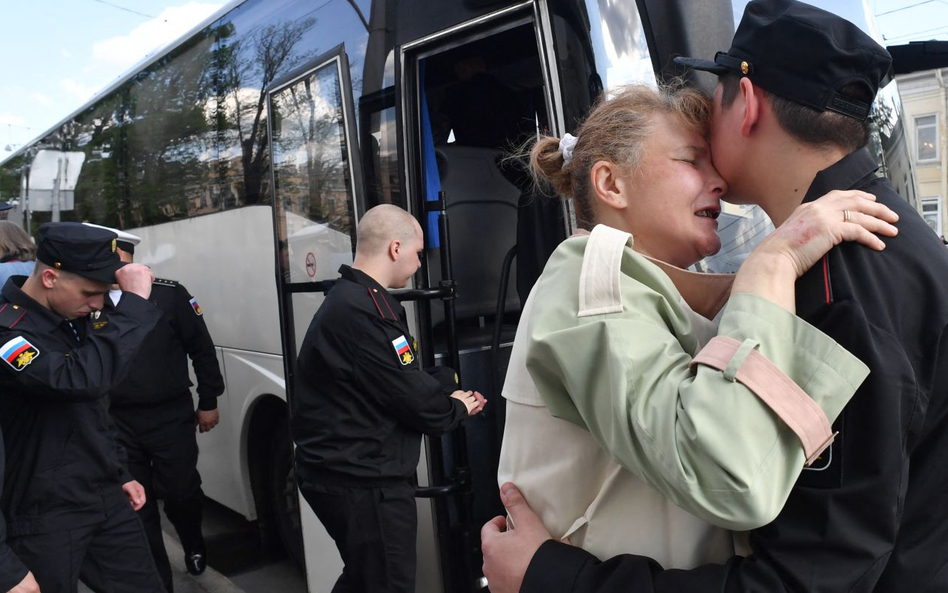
{"left": 82, "top": 222, "right": 141, "bottom": 246}
{"left": 82, "top": 222, "right": 142, "bottom": 250}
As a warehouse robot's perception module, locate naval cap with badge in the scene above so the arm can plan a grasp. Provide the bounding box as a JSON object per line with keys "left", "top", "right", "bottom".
{"left": 36, "top": 222, "right": 126, "bottom": 284}
{"left": 674, "top": 0, "right": 892, "bottom": 121}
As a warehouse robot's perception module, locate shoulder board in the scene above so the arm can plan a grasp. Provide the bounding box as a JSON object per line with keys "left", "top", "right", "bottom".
{"left": 153, "top": 278, "right": 179, "bottom": 287}
{"left": 0, "top": 302, "right": 28, "bottom": 329}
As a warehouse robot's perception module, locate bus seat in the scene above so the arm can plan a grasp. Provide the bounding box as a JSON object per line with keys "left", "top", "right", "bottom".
{"left": 427, "top": 145, "right": 520, "bottom": 327}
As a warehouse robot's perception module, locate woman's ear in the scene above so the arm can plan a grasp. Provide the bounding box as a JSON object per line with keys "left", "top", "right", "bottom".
{"left": 590, "top": 160, "right": 628, "bottom": 210}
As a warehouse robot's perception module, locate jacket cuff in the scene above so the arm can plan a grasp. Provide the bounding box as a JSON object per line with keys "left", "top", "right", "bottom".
{"left": 522, "top": 540, "right": 595, "bottom": 593}
{"left": 0, "top": 546, "right": 28, "bottom": 592}
{"left": 198, "top": 397, "right": 218, "bottom": 411}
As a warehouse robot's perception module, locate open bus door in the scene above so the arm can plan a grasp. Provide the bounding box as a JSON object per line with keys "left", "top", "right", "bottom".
{"left": 266, "top": 44, "right": 369, "bottom": 592}
{"left": 398, "top": 3, "right": 566, "bottom": 591}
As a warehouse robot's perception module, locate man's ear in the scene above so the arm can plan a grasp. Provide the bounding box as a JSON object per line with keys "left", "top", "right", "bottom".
{"left": 388, "top": 239, "right": 401, "bottom": 262}
{"left": 40, "top": 268, "right": 58, "bottom": 289}
{"left": 590, "top": 160, "right": 628, "bottom": 210}
{"left": 739, "top": 77, "right": 762, "bottom": 138}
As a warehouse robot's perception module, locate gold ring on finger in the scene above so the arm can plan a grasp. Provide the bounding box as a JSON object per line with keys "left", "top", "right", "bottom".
{"left": 843, "top": 209, "right": 852, "bottom": 223}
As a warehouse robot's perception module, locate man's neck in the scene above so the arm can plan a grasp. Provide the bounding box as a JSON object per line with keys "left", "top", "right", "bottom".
{"left": 351, "top": 256, "right": 391, "bottom": 289}
{"left": 750, "top": 141, "right": 849, "bottom": 226}
{"left": 19, "top": 275, "right": 50, "bottom": 310}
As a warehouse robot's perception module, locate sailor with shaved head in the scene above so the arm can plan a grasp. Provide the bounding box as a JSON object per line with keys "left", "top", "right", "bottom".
{"left": 291, "top": 204, "right": 487, "bottom": 593}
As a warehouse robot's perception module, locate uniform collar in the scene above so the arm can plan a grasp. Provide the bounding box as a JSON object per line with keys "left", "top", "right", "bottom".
{"left": 339, "top": 265, "right": 389, "bottom": 294}
{"left": 803, "top": 147, "right": 879, "bottom": 204}
{"left": 337, "top": 265, "right": 401, "bottom": 320}
{"left": 1, "top": 276, "right": 68, "bottom": 329}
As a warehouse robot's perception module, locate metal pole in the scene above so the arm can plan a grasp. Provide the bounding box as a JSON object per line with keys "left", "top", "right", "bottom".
{"left": 51, "top": 157, "right": 62, "bottom": 223}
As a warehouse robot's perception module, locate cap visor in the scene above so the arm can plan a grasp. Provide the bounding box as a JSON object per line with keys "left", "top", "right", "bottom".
{"left": 74, "top": 260, "right": 127, "bottom": 285}
{"left": 674, "top": 56, "right": 730, "bottom": 74}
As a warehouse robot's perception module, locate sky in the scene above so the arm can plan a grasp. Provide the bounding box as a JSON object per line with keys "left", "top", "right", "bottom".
{"left": 1, "top": 0, "right": 947, "bottom": 155}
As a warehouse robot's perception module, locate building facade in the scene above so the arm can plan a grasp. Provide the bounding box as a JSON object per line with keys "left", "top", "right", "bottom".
{"left": 897, "top": 68, "right": 948, "bottom": 239}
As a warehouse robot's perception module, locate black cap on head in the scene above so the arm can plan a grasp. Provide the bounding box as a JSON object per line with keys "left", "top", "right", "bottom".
{"left": 36, "top": 222, "right": 126, "bottom": 284}
{"left": 674, "top": 0, "right": 892, "bottom": 120}
{"left": 0, "top": 202, "right": 12, "bottom": 212}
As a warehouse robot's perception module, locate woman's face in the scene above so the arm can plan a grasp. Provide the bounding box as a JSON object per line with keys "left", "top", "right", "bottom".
{"left": 620, "top": 112, "right": 727, "bottom": 269}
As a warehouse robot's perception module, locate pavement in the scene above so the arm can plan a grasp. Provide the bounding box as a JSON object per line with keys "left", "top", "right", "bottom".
{"left": 78, "top": 532, "right": 245, "bottom": 593}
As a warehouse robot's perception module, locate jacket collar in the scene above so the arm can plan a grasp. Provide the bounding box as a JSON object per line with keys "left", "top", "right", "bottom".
{"left": 337, "top": 265, "right": 401, "bottom": 321}
{"left": 1, "top": 276, "right": 68, "bottom": 329}
{"left": 803, "top": 147, "right": 879, "bottom": 204}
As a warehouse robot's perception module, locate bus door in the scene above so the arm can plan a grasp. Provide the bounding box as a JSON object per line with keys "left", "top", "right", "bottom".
{"left": 400, "top": 3, "right": 565, "bottom": 591}
{"left": 266, "top": 44, "right": 367, "bottom": 592}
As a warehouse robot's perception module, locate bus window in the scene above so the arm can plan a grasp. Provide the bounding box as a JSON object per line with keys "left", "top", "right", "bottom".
{"left": 270, "top": 51, "right": 359, "bottom": 286}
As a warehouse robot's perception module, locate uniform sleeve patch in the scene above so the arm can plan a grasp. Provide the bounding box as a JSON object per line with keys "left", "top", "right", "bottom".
{"left": 1, "top": 336, "right": 40, "bottom": 371}
{"left": 189, "top": 297, "right": 203, "bottom": 316}
{"left": 392, "top": 335, "right": 414, "bottom": 365}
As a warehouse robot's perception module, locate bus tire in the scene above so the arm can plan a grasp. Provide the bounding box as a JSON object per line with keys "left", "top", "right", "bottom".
{"left": 270, "top": 426, "right": 305, "bottom": 569}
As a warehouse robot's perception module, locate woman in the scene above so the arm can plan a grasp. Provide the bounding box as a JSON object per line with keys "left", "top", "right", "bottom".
{"left": 0, "top": 221, "right": 36, "bottom": 288}
{"left": 497, "top": 84, "right": 898, "bottom": 567}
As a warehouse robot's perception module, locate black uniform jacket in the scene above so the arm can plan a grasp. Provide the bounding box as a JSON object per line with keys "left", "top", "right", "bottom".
{"left": 108, "top": 279, "right": 224, "bottom": 411}
{"left": 292, "top": 265, "right": 467, "bottom": 486}
{"left": 0, "top": 277, "right": 162, "bottom": 537}
{"left": 522, "top": 148, "right": 948, "bottom": 592}
{"left": 0, "top": 427, "right": 26, "bottom": 592}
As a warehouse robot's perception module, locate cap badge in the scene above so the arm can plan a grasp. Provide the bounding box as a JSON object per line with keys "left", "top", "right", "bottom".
{"left": 741, "top": 61, "right": 749, "bottom": 75}
{"left": 111, "top": 238, "right": 117, "bottom": 252}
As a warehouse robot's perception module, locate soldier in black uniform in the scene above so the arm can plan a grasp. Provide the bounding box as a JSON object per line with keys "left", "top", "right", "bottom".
{"left": 0, "top": 222, "right": 164, "bottom": 593}
{"left": 292, "top": 204, "right": 487, "bottom": 593}
{"left": 90, "top": 225, "right": 224, "bottom": 589}
{"left": 481, "top": 2, "right": 948, "bottom": 592}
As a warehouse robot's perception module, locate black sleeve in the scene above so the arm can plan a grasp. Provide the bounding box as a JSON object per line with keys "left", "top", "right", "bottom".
{"left": 523, "top": 542, "right": 787, "bottom": 593}
{"left": 173, "top": 284, "right": 224, "bottom": 409}
{"left": 352, "top": 317, "right": 467, "bottom": 436}
{"left": 0, "top": 430, "right": 28, "bottom": 591}
{"left": 0, "top": 294, "right": 162, "bottom": 402}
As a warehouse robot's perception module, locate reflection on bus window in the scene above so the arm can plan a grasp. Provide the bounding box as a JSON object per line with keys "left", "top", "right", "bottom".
{"left": 271, "top": 58, "right": 356, "bottom": 284}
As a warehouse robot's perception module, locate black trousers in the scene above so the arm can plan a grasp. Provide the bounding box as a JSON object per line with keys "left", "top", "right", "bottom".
{"left": 112, "top": 395, "right": 204, "bottom": 593}
{"left": 9, "top": 501, "right": 164, "bottom": 593}
{"left": 299, "top": 477, "right": 417, "bottom": 593}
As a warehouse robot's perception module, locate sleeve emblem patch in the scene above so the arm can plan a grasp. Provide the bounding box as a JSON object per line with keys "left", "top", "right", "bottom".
{"left": 1, "top": 336, "right": 40, "bottom": 371}
{"left": 392, "top": 335, "right": 414, "bottom": 365}
{"left": 189, "top": 298, "right": 203, "bottom": 316}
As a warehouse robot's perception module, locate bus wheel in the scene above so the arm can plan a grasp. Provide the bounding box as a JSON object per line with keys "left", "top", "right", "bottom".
{"left": 270, "top": 427, "right": 305, "bottom": 569}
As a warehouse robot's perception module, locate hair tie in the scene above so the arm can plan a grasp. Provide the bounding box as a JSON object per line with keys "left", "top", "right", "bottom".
{"left": 559, "top": 133, "right": 578, "bottom": 169}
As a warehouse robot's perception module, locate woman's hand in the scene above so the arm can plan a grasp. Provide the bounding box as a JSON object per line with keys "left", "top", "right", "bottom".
{"left": 760, "top": 190, "right": 898, "bottom": 277}
{"left": 733, "top": 190, "right": 898, "bottom": 312}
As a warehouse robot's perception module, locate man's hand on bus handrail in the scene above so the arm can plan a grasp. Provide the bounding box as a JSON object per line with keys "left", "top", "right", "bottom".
{"left": 115, "top": 263, "right": 154, "bottom": 301}
{"left": 451, "top": 390, "right": 487, "bottom": 416}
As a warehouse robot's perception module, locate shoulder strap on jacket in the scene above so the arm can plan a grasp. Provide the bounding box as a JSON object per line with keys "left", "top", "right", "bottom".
{"left": 578, "top": 224, "right": 633, "bottom": 317}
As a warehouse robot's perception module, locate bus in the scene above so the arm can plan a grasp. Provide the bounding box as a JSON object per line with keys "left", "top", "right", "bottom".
{"left": 0, "top": 0, "right": 928, "bottom": 591}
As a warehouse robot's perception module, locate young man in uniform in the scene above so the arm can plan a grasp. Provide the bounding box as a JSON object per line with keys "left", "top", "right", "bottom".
{"left": 292, "top": 204, "right": 487, "bottom": 593}
{"left": 481, "top": 1, "right": 948, "bottom": 591}
{"left": 0, "top": 222, "right": 165, "bottom": 592}
{"left": 92, "top": 224, "right": 224, "bottom": 588}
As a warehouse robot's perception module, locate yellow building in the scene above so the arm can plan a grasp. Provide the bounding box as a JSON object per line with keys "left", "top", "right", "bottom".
{"left": 897, "top": 68, "right": 948, "bottom": 239}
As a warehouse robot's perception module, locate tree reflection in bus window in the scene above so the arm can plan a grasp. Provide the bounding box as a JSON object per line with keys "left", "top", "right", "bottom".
{"left": 271, "top": 59, "right": 356, "bottom": 284}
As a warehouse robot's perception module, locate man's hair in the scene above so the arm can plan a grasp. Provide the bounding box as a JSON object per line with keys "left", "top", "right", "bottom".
{"left": 719, "top": 74, "right": 871, "bottom": 153}
{"left": 0, "top": 221, "right": 36, "bottom": 262}
{"left": 355, "top": 204, "right": 420, "bottom": 257}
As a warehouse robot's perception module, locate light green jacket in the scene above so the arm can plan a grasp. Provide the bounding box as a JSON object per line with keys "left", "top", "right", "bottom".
{"left": 526, "top": 228, "right": 869, "bottom": 530}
